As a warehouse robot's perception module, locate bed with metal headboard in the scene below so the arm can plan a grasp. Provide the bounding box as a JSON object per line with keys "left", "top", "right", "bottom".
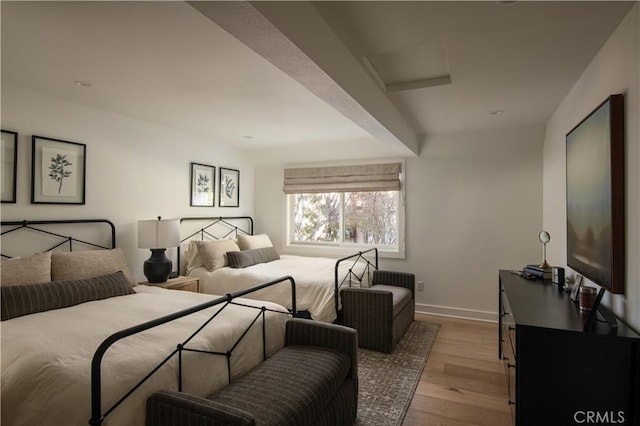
{"left": 179, "top": 216, "right": 378, "bottom": 323}
{"left": 0, "top": 218, "right": 293, "bottom": 426}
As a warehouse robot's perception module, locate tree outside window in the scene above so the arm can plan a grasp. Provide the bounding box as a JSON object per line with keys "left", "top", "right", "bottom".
{"left": 291, "top": 191, "right": 399, "bottom": 248}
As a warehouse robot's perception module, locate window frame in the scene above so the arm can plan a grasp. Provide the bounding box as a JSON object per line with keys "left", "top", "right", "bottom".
{"left": 283, "top": 169, "right": 405, "bottom": 259}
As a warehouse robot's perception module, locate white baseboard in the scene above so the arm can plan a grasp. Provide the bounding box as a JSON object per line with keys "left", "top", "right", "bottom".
{"left": 416, "top": 303, "right": 498, "bottom": 323}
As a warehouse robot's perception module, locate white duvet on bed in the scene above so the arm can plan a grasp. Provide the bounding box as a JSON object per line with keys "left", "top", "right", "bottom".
{"left": 1, "top": 285, "right": 289, "bottom": 426}
{"left": 189, "top": 254, "right": 370, "bottom": 323}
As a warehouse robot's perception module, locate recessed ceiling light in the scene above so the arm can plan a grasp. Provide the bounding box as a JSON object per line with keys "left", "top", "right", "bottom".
{"left": 74, "top": 80, "right": 93, "bottom": 88}
{"left": 490, "top": 109, "right": 504, "bottom": 116}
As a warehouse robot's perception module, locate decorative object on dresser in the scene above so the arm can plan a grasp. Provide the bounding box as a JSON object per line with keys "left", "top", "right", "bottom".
{"left": 582, "top": 287, "right": 607, "bottom": 331}
{"left": 498, "top": 270, "right": 638, "bottom": 426}
{"left": 1, "top": 129, "right": 18, "bottom": 203}
{"left": 138, "top": 217, "right": 180, "bottom": 283}
{"left": 218, "top": 167, "right": 239, "bottom": 207}
{"left": 522, "top": 264, "right": 551, "bottom": 280}
{"left": 145, "top": 275, "right": 200, "bottom": 293}
{"left": 190, "top": 162, "right": 215, "bottom": 207}
{"left": 566, "top": 94, "right": 625, "bottom": 294}
{"left": 569, "top": 274, "right": 584, "bottom": 302}
{"left": 551, "top": 266, "right": 565, "bottom": 285}
{"left": 339, "top": 270, "right": 415, "bottom": 353}
{"left": 538, "top": 230, "right": 551, "bottom": 269}
{"left": 31, "top": 135, "right": 86, "bottom": 204}
{"left": 578, "top": 285, "right": 598, "bottom": 312}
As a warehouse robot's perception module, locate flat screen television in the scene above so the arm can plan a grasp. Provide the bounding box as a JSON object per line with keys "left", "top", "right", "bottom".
{"left": 566, "top": 94, "right": 625, "bottom": 294}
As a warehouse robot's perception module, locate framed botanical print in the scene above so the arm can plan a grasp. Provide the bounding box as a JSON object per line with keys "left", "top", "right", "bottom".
{"left": 219, "top": 167, "right": 239, "bottom": 207}
{"left": 1, "top": 130, "right": 18, "bottom": 203}
{"left": 190, "top": 162, "right": 215, "bottom": 207}
{"left": 31, "top": 135, "right": 86, "bottom": 204}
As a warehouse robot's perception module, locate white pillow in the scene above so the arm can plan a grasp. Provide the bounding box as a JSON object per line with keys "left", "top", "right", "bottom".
{"left": 185, "top": 239, "right": 240, "bottom": 272}
{"left": 237, "top": 234, "right": 273, "bottom": 250}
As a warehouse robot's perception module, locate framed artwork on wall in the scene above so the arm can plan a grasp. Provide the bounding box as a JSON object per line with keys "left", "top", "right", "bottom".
{"left": 1, "top": 130, "right": 18, "bottom": 203}
{"left": 31, "top": 135, "right": 86, "bottom": 205}
{"left": 566, "top": 94, "right": 625, "bottom": 294}
{"left": 190, "top": 162, "right": 215, "bottom": 207}
{"left": 219, "top": 167, "right": 239, "bottom": 207}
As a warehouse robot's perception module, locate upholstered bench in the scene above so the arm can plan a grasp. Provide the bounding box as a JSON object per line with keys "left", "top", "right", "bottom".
{"left": 340, "top": 270, "right": 415, "bottom": 353}
{"left": 146, "top": 319, "right": 358, "bottom": 426}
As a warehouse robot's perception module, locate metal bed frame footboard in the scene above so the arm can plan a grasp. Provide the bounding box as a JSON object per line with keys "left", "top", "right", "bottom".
{"left": 334, "top": 247, "right": 379, "bottom": 316}
{"left": 89, "top": 275, "right": 296, "bottom": 426}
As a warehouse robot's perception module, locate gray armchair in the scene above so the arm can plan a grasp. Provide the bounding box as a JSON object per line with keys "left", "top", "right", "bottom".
{"left": 340, "top": 270, "right": 415, "bottom": 353}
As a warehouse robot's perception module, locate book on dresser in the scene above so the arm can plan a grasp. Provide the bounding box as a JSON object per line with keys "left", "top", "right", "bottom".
{"left": 522, "top": 264, "right": 551, "bottom": 279}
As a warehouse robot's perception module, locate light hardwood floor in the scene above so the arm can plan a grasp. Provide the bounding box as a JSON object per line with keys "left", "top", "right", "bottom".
{"left": 403, "top": 313, "right": 512, "bottom": 426}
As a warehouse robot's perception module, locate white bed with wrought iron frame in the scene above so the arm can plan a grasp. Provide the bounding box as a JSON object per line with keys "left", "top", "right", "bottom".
{"left": 0, "top": 219, "right": 293, "bottom": 426}
{"left": 179, "top": 216, "right": 378, "bottom": 323}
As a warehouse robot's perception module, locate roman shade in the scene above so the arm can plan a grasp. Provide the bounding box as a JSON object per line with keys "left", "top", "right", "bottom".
{"left": 283, "top": 163, "right": 401, "bottom": 194}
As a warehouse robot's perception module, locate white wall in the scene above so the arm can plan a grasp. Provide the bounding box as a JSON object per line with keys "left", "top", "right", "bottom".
{"left": 254, "top": 124, "right": 545, "bottom": 320}
{"left": 1, "top": 86, "right": 254, "bottom": 282}
{"left": 542, "top": 5, "right": 639, "bottom": 331}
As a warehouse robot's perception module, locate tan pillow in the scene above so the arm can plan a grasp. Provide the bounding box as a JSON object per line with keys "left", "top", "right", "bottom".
{"left": 191, "top": 240, "right": 240, "bottom": 272}
{"left": 237, "top": 234, "right": 273, "bottom": 250}
{"left": 1, "top": 252, "right": 52, "bottom": 286}
{"left": 51, "top": 248, "right": 136, "bottom": 286}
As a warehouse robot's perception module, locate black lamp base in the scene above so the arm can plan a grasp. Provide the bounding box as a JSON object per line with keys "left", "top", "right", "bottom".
{"left": 143, "top": 248, "right": 172, "bottom": 283}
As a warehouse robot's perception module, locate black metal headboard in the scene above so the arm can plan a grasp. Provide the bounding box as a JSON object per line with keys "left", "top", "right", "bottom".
{"left": 0, "top": 219, "right": 116, "bottom": 259}
{"left": 179, "top": 216, "right": 254, "bottom": 242}
{"left": 177, "top": 216, "right": 254, "bottom": 274}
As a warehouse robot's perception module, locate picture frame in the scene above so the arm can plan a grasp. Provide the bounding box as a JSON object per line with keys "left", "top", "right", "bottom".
{"left": 582, "top": 287, "right": 606, "bottom": 332}
{"left": 31, "top": 135, "right": 86, "bottom": 205}
{"left": 566, "top": 94, "right": 625, "bottom": 294}
{"left": 1, "top": 130, "right": 18, "bottom": 203}
{"left": 219, "top": 167, "right": 239, "bottom": 207}
{"left": 190, "top": 162, "right": 215, "bottom": 207}
{"left": 570, "top": 275, "right": 584, "bottom": 302}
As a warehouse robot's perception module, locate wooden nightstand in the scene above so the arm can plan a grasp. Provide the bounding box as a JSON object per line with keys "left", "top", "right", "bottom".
{"left": 146, "top": 276, "right": 200, "bottom": 293}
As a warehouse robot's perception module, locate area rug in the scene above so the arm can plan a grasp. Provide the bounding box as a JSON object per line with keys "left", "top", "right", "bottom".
{"left": 355, "top": 321, "right": 441, "bottom": 426}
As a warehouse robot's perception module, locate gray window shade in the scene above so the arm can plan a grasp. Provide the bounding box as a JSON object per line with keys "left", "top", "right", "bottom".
{"left": 283, "top": 163, "right": 401, "bottom": 194}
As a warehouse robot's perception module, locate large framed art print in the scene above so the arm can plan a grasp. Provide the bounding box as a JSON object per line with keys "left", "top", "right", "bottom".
{"left": 190, "top": 162, "right": 215, "bottom": 207}
{"left": 31, "top": 135, "right": 86, "bottom": 205}
{"left": 219, "top": 167, "right": 239, "bottom": 207}
{"left": 566, "top": 94, "right": 624, "bottom": 294}
{"left": 1, "top": 130, "right": 18, "bottom": 203}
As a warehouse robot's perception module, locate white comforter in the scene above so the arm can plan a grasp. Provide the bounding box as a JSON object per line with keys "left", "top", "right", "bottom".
{"left": 189, "top": 254, "right": 370, "bottom": 323}
{"left": 1, "top": 285, "right": 289, "bottom": 426}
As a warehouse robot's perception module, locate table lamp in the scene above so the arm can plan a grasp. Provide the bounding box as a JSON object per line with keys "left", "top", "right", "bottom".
{"left": 138, "top": 217, "right": 180, "bottom": 283}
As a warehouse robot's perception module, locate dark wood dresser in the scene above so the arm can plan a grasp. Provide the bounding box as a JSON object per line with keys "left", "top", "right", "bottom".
{"left": 498, "top": 270, "right": 639, "bottom": 426}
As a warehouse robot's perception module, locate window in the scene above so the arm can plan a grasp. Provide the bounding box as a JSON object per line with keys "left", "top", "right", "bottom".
{"left": 291, "top": 191, "right": 399, "bottom": 246}
{"left": 284, "top": 163, "right": 404, "bottom": 257}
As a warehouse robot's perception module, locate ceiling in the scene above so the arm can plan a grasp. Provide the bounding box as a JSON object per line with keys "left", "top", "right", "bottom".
{"left": 1, "top": 1, "right": 635, "bottom": 156}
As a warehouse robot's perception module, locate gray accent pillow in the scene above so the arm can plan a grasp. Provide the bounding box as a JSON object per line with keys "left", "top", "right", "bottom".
{"left": 227, "top": 247, "right": 280, "bottom": 269}
{"left": 51, "top": 248, "right": 137, "bottom": 286}
{"left": 1, "top": 252, "right": 52, "bottom": 287}
{"left": 1, "top": 271, "right": 135, "bottom": 321}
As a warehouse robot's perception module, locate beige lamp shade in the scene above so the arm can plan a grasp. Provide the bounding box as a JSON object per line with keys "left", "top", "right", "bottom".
{"left": 137, "top": 219, "right": 180, "bottom": 249}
